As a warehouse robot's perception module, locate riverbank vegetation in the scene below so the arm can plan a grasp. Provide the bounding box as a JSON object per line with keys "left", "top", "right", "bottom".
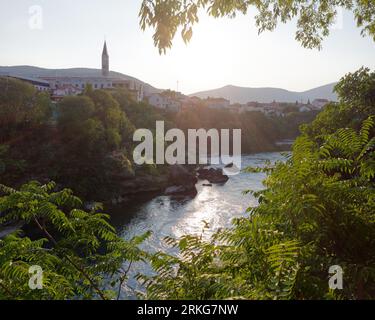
{"left": 0, "top": 67, "right": 374, "bottom": 300}
{"left": 0, "top": 77, "right": 307, "bottom": 201}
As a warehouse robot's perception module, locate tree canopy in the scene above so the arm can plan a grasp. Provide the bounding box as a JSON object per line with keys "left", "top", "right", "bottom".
{"left": 139, "top": 0, "right": 375, "bottom": 53}
{"left": 0, "top": 78, "right": 51, "bottom": 143}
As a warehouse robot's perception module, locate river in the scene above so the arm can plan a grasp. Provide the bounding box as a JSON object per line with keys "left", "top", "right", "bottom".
{"left": 109, "top": 152, "right": 286, "bottom": 297}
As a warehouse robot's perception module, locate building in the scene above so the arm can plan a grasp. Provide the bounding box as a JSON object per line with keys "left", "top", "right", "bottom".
{"left": 229, "top": 101, "right": 288, "bottom": 117}
{"left": 179, "top": 96, "right": 202, "bottom": 110}
{"left": 2, "top": 75, "right": 51, "bottom": 92}
{"left": 205, "top": 98, "right": 230, "bottom": 110}
{"left": 45, "top": 75, "right": 144, "bottom": 102}
{"left": 44, "top": 76, "right": 113, "bottom": 91}
{"left": 229, "top": 103, "right": 241, "bottom": 113}
{"left": 148, "top": 93, "right": 167, "bottom": 109}
{"left": 312, "top": 99, "right": 330, "bottom": 109}
{"left": 51, "top": 84, "right": 82, "bottom": 101}
{"left": 299, "top": 105, "right": 313, "bottom": 112}
{"left": 239, "top": 102, "right": 264, "bottom": 113}
{"left": 262, "top": 106, "right": 284, "bottom": 117}
{"left": 147, "top": 93, "right": 181, "bottom": 112}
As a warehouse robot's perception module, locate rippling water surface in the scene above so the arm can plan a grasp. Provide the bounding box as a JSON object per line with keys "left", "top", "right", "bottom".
{"left": 109, "top": 152, "right": 285, "bottom": 296}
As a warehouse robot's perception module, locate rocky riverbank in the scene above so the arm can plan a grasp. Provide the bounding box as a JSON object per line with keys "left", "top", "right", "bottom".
{"left": 109, "top": 164, "right": 231, "bottom": 205}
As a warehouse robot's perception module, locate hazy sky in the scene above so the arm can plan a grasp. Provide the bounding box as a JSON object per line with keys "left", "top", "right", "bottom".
{"left": 0, "top": 0, "right": 374, "bottom": 94}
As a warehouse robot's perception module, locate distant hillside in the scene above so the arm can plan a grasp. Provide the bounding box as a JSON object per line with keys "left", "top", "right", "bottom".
{"left": 190, "top": 83, "right": 338, "bottom": 104}
{"left": 0, "top": 66, "right": 160, "bottom": 94}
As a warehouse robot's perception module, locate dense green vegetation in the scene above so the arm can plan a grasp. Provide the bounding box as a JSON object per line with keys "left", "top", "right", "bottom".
{"left": 0, "top": 77, "right": 51, "bottom": 143}
{"left": 0, "top": 181, "right": 149, "bottom": 299}
{"left": 0, "top": 79, "right": 167, "bottom": 200}
{"left": 169, "top": 105, "right": 316, "bottom": 153}
{"left": 0, "top": 68, "right": 374, "bottom": 300}
{"left": 0, "top": 77, "right": 303, "bottom": 200}
{"left": 139, "top": 68, "right": 375, "bottom": 300}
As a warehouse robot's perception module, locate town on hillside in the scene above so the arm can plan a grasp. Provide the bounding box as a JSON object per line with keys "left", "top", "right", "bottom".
{"left": 1, "top": 41, "right": 331, "bottom": 116}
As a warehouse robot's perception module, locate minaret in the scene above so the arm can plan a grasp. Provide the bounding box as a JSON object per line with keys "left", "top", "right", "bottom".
{"left": 102, "top": 41, "right": 109, "bottom": 77}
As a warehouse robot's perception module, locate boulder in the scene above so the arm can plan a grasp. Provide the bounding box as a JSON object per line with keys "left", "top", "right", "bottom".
{"left": 168, "top": 165, "right": 198, "bottom": 186}
{"left": 165, "top": 185, "right": 197, "bottom": 196}
{"left": 119, "top": 175, "right": 169, "bottom": 195}
{"left": 197, "top": 167, "right": 229, "bottom": 184}
{"left": 166, "top": 165, "right": 198, "bottom": 195}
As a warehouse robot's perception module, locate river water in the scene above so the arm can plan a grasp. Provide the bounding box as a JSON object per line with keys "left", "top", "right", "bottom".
{"left": 109, "top": 152, "right": 285, "bottom": 297}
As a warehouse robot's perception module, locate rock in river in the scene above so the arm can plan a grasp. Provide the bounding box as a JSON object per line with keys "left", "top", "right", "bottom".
{"left": 164, "top": 185, "right": 197, "bottom": 196}
{"left": 165, "top": 165, "right": 198, "bottom": 195}
{"left": 168, "top": 165, "right": 198, "bottom": 186}
{"left": 197, "top": 168, "right": 229, "bottom": 184}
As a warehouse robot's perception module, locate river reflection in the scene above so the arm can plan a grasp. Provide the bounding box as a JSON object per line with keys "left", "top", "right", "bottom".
{"left": 108, "top": 152, "right": 285, "bottom": 297}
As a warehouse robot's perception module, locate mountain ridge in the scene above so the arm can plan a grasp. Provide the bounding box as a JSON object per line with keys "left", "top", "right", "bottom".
{"left": 190, "top": 83, "right": 338, "bottom": 104}
{"left": 0, "top": 65, "right": 338, "bottom": 102}
{"left": 0, "top": 65, "right": 160, "bottom": 94}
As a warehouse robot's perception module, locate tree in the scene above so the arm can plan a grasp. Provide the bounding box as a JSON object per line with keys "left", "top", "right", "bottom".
{"left": 58, "top": 96, "right": 105, "bottom": 156}
{"left": 58, "top": 96, "right": 95, "bottom": 129}
{"left": 112, "top": 89, "right": 169, "bottom": 131}
{"left": 51, "top": 91, "right": 142, "bottom": 199}
{"left": 303, "top": 67, "right": 375, "bottom": 138}
{"left": 0, "top": 181, "right": 149, "bottom": 300}
{"left": 0, "top": 77, "right": 51, "bottom": 142}
{"left": 0, "top": 145, "right": 26, "bottom": 179}
{"left": 139, "top": 0, "right": 375, "bottom": 53}
{"left": 0, "top": 78, "right": 53, "bottom": 186}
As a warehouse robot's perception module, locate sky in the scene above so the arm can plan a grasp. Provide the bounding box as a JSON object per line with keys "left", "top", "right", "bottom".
{"left": 0, "top": 0, "right": 374, "bottom": 95}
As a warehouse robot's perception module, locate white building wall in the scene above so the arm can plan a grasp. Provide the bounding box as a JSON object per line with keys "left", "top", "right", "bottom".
{"left": 312, "top": 99, "right": 329, "bottom": 109}
{"left": 46, "top": 78, "right": 114, "bottom": 90}
{"left": 148, "top": 93, "right": 181, "bottom": 111}
{"left": 148, "top": 94, "right": 167, "bottom": 109}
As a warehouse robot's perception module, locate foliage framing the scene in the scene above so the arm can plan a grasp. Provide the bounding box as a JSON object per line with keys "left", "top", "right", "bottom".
{"left": 139, "top": 69, "right": 375, "bottom": 300}
{"left": 139, "top": 0, "right": 375, "bottom": 53}
{"left": 0, "top": 182, "right": 150, "bottom": 300}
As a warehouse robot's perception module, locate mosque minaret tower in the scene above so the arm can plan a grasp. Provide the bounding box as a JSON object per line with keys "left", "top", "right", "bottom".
{"left": 102, "top": 41, "right": 109, "bottom": 77}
